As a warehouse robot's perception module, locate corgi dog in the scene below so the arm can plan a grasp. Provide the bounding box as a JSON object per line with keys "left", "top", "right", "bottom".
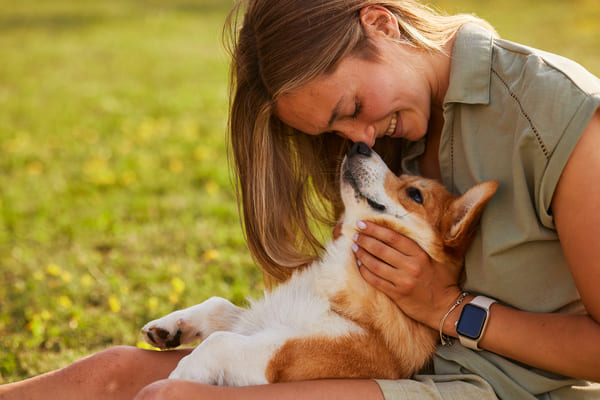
{"left": 142, "top": 142, "right": 498, "bottom": 386}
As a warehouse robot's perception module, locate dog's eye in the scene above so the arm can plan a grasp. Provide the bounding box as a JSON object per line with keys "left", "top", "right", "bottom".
{"left": 406, "top": 187, "right": 423, "bottom": 204}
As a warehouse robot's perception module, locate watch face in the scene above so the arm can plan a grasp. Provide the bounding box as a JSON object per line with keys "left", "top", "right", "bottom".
{"left": 456, "top": 304, "right": 487, "bottom": 340}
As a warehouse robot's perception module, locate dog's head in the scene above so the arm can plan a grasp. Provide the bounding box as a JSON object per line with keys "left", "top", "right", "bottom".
{"left": 340, "top": 142, "right": 497, "bottom": 264}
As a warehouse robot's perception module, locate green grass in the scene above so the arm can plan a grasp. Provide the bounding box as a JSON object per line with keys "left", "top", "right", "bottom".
{"left": 0, "top": 0, "right": 598, "bottom": 384}
{"left": 0, "top": 0, "right": 264, "bottom": 382}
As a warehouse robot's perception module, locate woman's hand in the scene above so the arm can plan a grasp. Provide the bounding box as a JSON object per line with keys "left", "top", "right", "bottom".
{"left": 352, "top": 220, "right": 463, "bottom": 330}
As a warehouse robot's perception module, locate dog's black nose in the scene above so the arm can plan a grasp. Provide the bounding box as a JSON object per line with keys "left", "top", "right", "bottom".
{"left": 348, "top": 142, "right": 372, "bottom": 157}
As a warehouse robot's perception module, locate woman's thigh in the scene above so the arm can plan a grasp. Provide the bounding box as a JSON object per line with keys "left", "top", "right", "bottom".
{"left": 136, "top": 378, "right": 384, "bottom": 400}
{"left": 0, "top": 346, "right": 194, "bottom": 400}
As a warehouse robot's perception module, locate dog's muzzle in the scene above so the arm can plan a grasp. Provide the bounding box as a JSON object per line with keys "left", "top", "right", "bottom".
{"left": 342, "top": 142, "right": 387, "bottom": 212}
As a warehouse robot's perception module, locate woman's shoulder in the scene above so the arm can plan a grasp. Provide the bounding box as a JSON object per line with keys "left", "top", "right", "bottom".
{"left": 488, "top": 36, "right": 600, "bottom": 159}
{"left": 491, "top": 37, "right": 600, "bottom": 99}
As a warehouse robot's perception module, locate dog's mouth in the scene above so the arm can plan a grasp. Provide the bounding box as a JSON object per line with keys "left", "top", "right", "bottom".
{"left": 342, "top": 169, "right": 387, "bottom": 212}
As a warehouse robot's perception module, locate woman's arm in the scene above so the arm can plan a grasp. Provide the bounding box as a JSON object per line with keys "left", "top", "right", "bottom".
{"left": 354, "top": 109, "right": 600, "bottom": 382}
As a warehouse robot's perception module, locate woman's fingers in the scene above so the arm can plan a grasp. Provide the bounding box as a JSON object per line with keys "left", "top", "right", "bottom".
{"left": 355, "top": 220, "right": 423, "bottom": 257}
{"left": 357, "top": 260, "right": 398, "bottom": 295}
{"left": 353, "top": 221, "right": 428, "bottom": 278}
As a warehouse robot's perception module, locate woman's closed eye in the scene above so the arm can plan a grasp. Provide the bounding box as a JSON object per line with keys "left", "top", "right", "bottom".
{"left": 352, "top": 99, "right": 362, "bottom": 119}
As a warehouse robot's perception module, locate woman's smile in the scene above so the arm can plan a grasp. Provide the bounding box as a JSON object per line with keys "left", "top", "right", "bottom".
{"left": 385, "top": 112, "right": 400, "bottom": 138}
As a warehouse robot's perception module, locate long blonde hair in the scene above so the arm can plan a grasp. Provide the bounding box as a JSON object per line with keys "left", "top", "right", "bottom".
{"left": 224, "top": 0, "right": 495, "bottom": 282}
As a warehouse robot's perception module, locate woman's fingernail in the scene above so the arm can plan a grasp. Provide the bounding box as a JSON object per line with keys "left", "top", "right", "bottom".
{"left": 352, "top": 233, "right": 358, "bottom": 241}
{"left": 357, "top": 220, "right": 366, "bottom": 230}
{"left": 352, "top": 243, "right": 359, "bottom": 253}
{"left": 357, "top": 259, "right": 362, "bottom": 267}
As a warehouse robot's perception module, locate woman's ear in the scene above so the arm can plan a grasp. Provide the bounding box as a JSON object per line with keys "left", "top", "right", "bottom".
{"left": 359, "top": 5, "right": 400, "bottom": 39}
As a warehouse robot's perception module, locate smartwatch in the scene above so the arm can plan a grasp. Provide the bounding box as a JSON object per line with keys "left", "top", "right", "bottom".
{"left": 455, "top": 296, "right": 496, "bottom": 351}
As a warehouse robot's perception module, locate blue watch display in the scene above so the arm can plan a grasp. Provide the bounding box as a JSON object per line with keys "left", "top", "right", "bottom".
{"left": 456, "top": 303, "right": 488, "bottom": 340}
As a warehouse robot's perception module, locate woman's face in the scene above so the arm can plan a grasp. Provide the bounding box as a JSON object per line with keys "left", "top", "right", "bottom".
{"left": 275, "top": 38, "right": 438, "bottom": 147}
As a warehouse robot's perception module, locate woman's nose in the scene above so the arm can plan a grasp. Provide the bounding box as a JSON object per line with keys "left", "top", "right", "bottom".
{"left": 343, "top": 122, "right": 377, "bottom": 147}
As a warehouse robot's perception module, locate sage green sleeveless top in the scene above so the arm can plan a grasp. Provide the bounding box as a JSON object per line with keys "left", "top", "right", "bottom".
{"left": 400, "top": 24, "right": 600, "bottom": 399}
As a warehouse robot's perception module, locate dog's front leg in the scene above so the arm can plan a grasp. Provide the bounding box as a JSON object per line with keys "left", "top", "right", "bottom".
{"left": 142, "top": 297, "right": 243, "bottom": 349}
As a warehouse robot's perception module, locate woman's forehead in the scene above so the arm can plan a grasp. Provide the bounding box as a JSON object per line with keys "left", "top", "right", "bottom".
{"left": 276, "top": 78, "right": 349, "bottom": 134}
{"left": 275, "top": 59, "right": 364, "bottom": 133}
{"left": 276, "top": 92, "right": 332, "bottom": 135}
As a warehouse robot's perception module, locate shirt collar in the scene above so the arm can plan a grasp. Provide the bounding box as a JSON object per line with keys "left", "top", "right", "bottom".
{"left": 444, "top": 23, "right": 494, "bottom": 106}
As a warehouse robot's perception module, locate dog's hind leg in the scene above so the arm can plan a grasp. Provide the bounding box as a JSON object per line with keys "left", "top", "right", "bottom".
{"left": 142, "top": 297, "right": 244, "bottom": 349}
{"left": 168, "top": 329, "right": 288, "bottom": 386}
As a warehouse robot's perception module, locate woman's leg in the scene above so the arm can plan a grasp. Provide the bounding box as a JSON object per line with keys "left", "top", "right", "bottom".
{"left": 0, "top": 346, "right": 193, "bottom": 400}
{"left": 135, "top": 378, "right": 384, "bottom": 400}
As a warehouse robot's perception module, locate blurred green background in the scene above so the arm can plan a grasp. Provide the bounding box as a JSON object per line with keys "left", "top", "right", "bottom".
{"left": 0, "top": 0, "right": 598, "bottom": 384}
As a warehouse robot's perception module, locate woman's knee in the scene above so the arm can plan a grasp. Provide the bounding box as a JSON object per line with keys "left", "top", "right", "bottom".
{"left": 135, "top": 379, "right": 217, "bottom": 400}
{"left": 72, "top": 346, "right": 142, "bottom": 389}
{"left": 86, "top": 345, "right": 143, "bottom": 375}
{"left": 135, "top": 380, "right": 175, "bottom": 400}
{"left": 63, "top": 346, "right": 193, "bottom": 397}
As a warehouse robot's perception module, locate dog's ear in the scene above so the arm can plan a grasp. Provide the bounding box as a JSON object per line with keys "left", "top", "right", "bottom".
{"left": 442, "top": 181, "right": 498, "bottom": 252}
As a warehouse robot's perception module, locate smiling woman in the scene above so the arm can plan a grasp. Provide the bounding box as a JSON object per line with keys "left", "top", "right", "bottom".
{"left": 1, "top": 0, "right": 600, "bottom": 399}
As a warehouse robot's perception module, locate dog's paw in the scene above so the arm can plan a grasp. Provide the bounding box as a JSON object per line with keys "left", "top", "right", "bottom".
{"left": 142, "top": 315, "right": 199, "bottom": 349}
{"left": 168, "top": 355, "right": 215, "bottom": 384}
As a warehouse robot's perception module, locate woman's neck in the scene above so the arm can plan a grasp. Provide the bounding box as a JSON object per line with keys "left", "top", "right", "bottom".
{"left": 429, "top": 34, "right": 456, "bottom": 108}
{"left": 419, "top": 107, "right": 443, "bottom": 181}
{"left": 419, "top": 34, "right": 456, "bottom": 182}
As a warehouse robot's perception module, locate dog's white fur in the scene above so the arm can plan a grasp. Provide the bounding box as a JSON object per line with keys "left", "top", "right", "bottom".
{"left": 142, "top": 145, "right": 497, "bottom": 385}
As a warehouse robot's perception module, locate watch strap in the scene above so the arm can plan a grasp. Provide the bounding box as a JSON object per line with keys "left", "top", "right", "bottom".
{"left": 470, "top": 295, "right": 496, "bottom": 310}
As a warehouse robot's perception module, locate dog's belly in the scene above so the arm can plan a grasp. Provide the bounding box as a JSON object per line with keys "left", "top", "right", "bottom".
{"left": 232, "top": 267, "right": 365, "bottom": 339}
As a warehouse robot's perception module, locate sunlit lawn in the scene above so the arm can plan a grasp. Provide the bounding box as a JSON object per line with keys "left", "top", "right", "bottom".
{"left": 0, "top": 0, "right": 598, "bottom": 384}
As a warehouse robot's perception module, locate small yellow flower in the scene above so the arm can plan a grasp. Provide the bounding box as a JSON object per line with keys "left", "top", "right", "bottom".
{"left": 167, "top": 264, "right": 181, "bottom": 274}
{"left": 202, "top": 249, "right": 219, "bottom": 262}
{"left": 40, "top": 310, "right": 52, "bottom": 320}
{"left": 146, "top": 296, "right": 159, "bottom": 311}
{"left": 171, "top": 277, "right": 185, "bottom": 294}
{"left": 61, "top": 271, "right": 72, "bottom": 283}
{"left": 83, "top": 157, "right": 116, "bottom": 186}
{"left": 168, "top": 293, "right": 179, "bottom": 304}
{"left": 108, "top": 295, "right": 121, "bottom": 313}
{"left": 193, "top": 146, "right": 209, "bottom": 161}
{"left": 204, "top": 180, "right": 219, "bottom": 196}
{"left": 135, "top": 119, "right": 156, "bottom": 142}
{"left": 46, "top": 263, "right": 62, "bottom": 277}
{"left": 136, "top": 341, "right": 159, "bottom": 350}
{"left": 58, "top": 295, "right": 72, "bottom": 309}
{"left": 80, "top": 274, "right": 94, "bottom": 287}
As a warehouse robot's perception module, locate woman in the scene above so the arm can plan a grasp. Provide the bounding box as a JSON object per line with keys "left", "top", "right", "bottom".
{"left": 2, "top": 0, "right": 599, "bottom": 399}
